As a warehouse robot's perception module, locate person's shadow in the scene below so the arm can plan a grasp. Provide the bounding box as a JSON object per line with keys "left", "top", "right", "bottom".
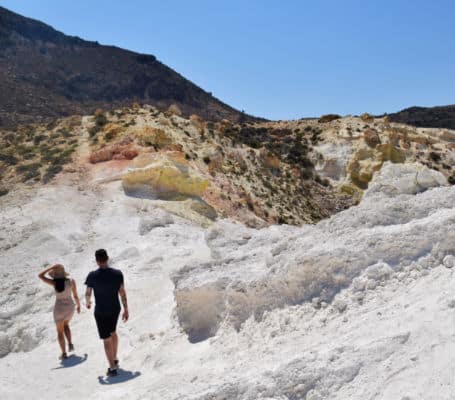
{"left": 98, "top": 369, "right": 141, "bottom": 385}
{"left": 52, "top": 353, "right": 88, "bottom": 369}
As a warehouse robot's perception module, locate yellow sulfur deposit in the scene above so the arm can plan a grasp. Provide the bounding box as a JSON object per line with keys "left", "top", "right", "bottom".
{"left": 122, "top": 152, "right": 210, "bottom": 199}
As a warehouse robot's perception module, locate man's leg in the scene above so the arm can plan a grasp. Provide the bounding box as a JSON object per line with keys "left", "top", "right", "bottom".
{"left": 111, "top": 332, "right": 118, "bottom": 362}
{"left": 103, "top": 337, "right": 116, "bottom": 369}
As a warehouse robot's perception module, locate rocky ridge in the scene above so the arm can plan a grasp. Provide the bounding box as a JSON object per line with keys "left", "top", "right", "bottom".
{"left": 1, "top": 107, "right": 454, "bottom": 228}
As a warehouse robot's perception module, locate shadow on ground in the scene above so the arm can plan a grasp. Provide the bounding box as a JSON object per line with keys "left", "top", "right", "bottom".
{"left": 52, "top": 354, "right": 88, "bottom": 369}
{"left": 98, "top": 369, "right": 142, "bottom": 385}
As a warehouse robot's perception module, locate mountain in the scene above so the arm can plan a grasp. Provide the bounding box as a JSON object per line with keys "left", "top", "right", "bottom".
{"left": 0, "top": 6, "right": 249, "bottom": 128}
{"left": 389, "top": 104, "right": 455, "bottom": 130}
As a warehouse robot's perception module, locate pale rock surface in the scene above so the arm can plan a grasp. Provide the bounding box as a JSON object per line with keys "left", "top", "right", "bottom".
{"left": 1, "top": 163, "right": 455, "bottom": 400}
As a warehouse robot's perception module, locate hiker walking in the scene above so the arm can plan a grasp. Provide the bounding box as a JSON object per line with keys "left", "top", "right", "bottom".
{"left": 38, "top": 264, "right": 81, "bottom": 359}
{"left": 85, "top": 249, "right": 129, "bottom": 377}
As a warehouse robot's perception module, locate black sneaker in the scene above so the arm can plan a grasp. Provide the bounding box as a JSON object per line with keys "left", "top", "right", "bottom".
{"left": 59, "top": 352, "right": 68, "bottom": 360}
{"left": 114, "top": 359, "right": 119, "bottom": 368}
{"left": 68, "top": 343, "right": 74, "bottom": 352}
{"left": 107, "top": 368, "right": 118, "bottom": 377}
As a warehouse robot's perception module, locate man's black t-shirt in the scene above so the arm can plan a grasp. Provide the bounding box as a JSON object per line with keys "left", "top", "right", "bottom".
{"left": 85, "top": 267, "right": 124, "bottom": 315}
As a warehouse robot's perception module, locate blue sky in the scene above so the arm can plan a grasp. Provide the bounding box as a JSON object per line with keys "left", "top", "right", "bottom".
{"left": 2, "top": 0, "right": 455, "bottom": 119}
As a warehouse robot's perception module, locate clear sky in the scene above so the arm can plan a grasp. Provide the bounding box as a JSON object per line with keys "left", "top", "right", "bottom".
{"left": 2, "top": 0, "right": 455, "bottom": 119}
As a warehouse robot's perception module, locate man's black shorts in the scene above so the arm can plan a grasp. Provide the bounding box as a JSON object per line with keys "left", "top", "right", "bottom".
{"left": 94, "top": 312, "right": 120, "bottom": 339}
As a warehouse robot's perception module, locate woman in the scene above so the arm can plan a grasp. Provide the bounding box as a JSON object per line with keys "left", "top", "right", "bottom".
{"left": 38, "top": 264, "right": 81, "bottom": 359}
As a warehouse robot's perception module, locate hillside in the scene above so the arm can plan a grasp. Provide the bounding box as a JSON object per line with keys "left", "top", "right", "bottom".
{"left": 389, "top": 105, "right": 455, "bottom": 130}
{"left": 0, "top": 6, "right": 249, "bottom": 129}
{"left": 1, "top": 107, "right": 454, "bottom": 227}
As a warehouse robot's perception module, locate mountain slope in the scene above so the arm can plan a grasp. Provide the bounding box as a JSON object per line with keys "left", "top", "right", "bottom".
{"left": 389, "top": 105, "right": 455, "bottom": 130}
{"left": 0, "top": 6, "right": 248, "bottom": 128}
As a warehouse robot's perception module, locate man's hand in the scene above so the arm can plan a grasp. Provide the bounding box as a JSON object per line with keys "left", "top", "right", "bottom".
{"left": 85, "top": 287, "right": 92, "bottom": 310}
{"left": 122, "top": 308, "right": 129, "bottom": 322}
{"left": 119, "top": 284, "right": 128, "bottom": 322}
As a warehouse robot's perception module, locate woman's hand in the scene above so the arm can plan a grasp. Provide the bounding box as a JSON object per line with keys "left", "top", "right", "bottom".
{"left": 38, "top": 265, "right": 56, "bottom": 286}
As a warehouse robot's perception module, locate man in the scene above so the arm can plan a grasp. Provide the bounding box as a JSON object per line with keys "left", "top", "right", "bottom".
{"left": 85, "top": 249, "right": 129, "bottom": 377}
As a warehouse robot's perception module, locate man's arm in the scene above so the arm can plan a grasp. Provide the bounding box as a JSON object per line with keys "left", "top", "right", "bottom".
{"left": 119, "top": 284, "right": 129, "bottom": 322}
{"left": 85, "top": 287, "right": 92, "bottom": 309}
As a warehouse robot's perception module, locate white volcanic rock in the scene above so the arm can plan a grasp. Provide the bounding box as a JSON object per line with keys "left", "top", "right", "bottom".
{"left": 364, "top": 162, "right": 448, "bottom": 198}
{"left": 1, "top": 162, "right": 455, "bottom": 400}
{"left": 173, "top": 163, "right": 454, "bottom": 342}
{"left": 314, "top": 143, "right": 351, "bottom": 181}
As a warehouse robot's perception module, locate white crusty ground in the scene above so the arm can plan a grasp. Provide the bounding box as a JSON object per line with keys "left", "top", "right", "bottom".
{"left": 0, "top": 163, "right": 454, "bottom": 400}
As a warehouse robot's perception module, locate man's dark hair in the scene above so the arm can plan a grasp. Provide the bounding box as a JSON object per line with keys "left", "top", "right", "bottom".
{"left": 95, "top": 248, "right": 108, "bottom": 262}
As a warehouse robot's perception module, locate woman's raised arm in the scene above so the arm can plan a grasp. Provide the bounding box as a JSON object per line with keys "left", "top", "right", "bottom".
{"left": 38, "top": 265, "right": 56, "bottom": 286}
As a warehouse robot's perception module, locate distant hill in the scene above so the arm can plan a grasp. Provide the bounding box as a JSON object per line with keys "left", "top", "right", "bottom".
{"left": 389, "top": 105, "right": 455, "bottom": 130}
{"left": 0, "top": 6, "right": 250, "bottom": 128}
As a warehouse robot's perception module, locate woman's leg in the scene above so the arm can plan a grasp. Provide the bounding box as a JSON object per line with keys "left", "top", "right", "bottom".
{"left": 63, "top": 321, "right": 72, "bottom": 346}
{"left": 56, "top": 322, "right": 66, "bottom": 355}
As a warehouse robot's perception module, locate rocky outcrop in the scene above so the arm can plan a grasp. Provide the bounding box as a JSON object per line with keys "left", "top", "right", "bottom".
{"left": 363, "top": 129, "right": 381, "bottom": 148}
{"left": 364, "top": 162, "right": 447, "bottom": 198}
{"left": 346, "top": 142, "right": 406, "bottom": 189}
{"left": 134, "top": 126, "right": 173, "bottom": 148}
{"left": 347, "top": 148, "right": 382, "bottom": 188}
{"left": 89, "top": 141, "right": 139, "bottom": 163}
{"left": 172, "top": 164, "right": 455, "bottom": 342}
{"left": 122, "top": 152, "right": 210, "bottom": 199}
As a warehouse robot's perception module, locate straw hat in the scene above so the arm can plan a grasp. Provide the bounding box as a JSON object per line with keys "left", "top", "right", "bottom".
{"left": 49, "top": 264, "right": 69, "bottom": 279}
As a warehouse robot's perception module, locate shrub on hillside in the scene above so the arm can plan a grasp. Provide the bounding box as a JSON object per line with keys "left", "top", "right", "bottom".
{"left": 94, "top": 110, "right": 108, "bottom": 127}
{"left": 360, "top": 112, "right": 374, "bottom": 122}
{"left": 16, "top": 162, "right": 42, "bottom": 181}
{"left": 318, "top": 114, "right": 341, "bottom": 123}
{"left": 0, "top": 152, "right": 19, "bottom": 165}
{"left": 42, "top": 165, "right": 63, "bottom": 183}
{"left": 168, "top": 104, "right": 182, "bottom": 116}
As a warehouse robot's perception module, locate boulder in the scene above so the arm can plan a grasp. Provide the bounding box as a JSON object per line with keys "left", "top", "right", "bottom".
{"left": 364, "top": 162, "right": 447, "bottom": 198}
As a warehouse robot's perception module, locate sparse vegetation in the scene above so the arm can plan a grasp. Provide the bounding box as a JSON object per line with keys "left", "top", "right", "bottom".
{"left": 360, "top": 112, "right": 374, "bottom": 122}
{"left": 318, "top": 114, "right": 341, "bottom": 123}
{"left": 42, "top": 164, "right": 63, "bottom": 183}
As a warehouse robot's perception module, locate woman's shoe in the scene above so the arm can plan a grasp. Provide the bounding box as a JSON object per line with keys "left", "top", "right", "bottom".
{"left": 106, "top": 367, "right": 118, "bottom": 377}
{"left": 68, "top": 343, "right": 74, "bottom": 352}
{"left": 59, "top": 352, "right": 68, "bottom": 360}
